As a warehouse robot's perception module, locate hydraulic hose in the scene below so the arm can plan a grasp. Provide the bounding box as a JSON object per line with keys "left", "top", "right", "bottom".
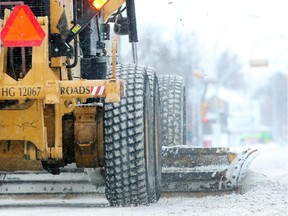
{"left": 126, "top": 0, "right": 138, "bottom": 43}
{"left": 66, "top": 0, "right": 79, "bottom": 70}
{"left": 126, "top": 0, "right": 138, "bottom": 64}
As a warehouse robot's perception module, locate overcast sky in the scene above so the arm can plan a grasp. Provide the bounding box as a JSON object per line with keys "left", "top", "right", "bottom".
{"left": 136, "top": 0, "right": 288, "bottom": 53}
{"left": 135, "top": 0, "right": 288, "bottom": 80}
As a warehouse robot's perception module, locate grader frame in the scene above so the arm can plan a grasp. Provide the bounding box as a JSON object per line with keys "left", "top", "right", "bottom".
{"left": 0, "top": 0, "right": 123, "bottom": 170}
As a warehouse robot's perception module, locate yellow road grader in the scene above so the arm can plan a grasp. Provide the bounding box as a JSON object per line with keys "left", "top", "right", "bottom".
{"left": 0, "top": 0, "right": 257, "bottom": 207}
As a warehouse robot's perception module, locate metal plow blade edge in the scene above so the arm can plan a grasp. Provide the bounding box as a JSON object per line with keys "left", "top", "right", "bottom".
{"left": 0, "top": 166, "right": 105, "bottom": 195}
{"left": 161, "top": 146, "right": 258, "bottom": 192}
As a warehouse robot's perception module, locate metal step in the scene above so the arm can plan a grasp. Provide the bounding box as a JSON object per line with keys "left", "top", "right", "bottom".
{"left": 0, "top": 194, "right": 109, "bottom": 208}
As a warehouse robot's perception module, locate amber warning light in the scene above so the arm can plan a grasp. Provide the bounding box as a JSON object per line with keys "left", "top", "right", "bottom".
{"left": 0, "top": 5, "right": 46, "bottom": 47}
{"left": 89, "top": 0, "right": 109, "bottom": 11}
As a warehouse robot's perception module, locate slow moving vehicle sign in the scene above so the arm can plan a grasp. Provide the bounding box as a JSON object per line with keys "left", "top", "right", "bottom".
{"left": 0, "top": 5, "right": 46, "bottom": 47}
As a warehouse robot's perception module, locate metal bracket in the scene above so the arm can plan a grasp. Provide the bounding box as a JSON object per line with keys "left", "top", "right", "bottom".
{"left": 50, "top": 34, "right": 73, "bottom": 57}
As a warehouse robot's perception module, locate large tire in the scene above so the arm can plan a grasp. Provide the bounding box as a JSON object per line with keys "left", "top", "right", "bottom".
{"left": 158, "top": 75, "right": 186, "bottom": 146}
{"left": 146, "top": 68, "right": 162, "bottom": 201}
{"left": 104, "top": 64, "right": 157, "bottom": 206}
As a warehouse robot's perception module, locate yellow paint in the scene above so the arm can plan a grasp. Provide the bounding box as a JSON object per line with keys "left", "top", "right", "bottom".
{"left": 103, "top": 0, "right": 126, "bottom": 23}
{"left": 0, "top": 1, "right": 125, "bottom": 170}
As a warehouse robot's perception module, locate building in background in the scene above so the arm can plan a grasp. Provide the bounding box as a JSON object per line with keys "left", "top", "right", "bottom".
{"left": 204, "top": 87, "right": 272, "bottom": 146}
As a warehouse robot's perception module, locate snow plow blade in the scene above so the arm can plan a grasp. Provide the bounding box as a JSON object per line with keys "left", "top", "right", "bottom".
{"left": 0, "top": 147, "right": 257, "bottom": 195}
{"left": 162, "top": 146, "right": 258, "bottom": 192}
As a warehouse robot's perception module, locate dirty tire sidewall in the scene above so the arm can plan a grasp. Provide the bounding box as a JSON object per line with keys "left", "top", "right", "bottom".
{"left": 146, "top": 68, "right": 162, "bottom": 202}
{"left": 158, "top": 75, "right": 186, "bottom": 146}
{"left": 104, "top": 64, "right": 156, "bottom": 206}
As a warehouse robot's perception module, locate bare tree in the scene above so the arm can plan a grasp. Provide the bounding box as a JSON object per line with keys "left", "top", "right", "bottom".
{"left": 216, "top": 50, "right": 245, "bottom": 90}
{"left": 131, "top": 24, "right": 204, "bottom": 79}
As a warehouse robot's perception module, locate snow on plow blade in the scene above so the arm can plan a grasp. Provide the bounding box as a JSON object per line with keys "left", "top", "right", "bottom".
{"left": 162, "top": 146, "right": 258, "bottom": 192}
{"left": 0, "top": 148, "right": 257, "bottom": 195}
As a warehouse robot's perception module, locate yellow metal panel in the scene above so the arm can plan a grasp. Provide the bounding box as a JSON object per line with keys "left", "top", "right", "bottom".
{"left": 0, "top": 79, "right": 123, "bottom": 102}
{"left": 49, "top": 0, "right": 71, "bottom": 80}
{"left": 45, "top": 81, "right": 60, "bottom": 104}
{"left": 52, "top": 103, "right": 63, "bottom": 158}
{"left": 0, "top": 101, "right": 48, "bottom": 159}
{"left": 51, "top": 58, "right": 62, "bottom": 68}
{"left": 2, "top": 73, "right": 17, "bottom": 84}
{"left": 103, "top": 0, "right": 126, "bottom": 23}
{"left": 74, "top": 105, "right": 102, "bottom": 168}
{"left": 0, "top": 2, "right": 124, "bottom": 164}
{"left": 105, "top": 80, "right": 121, "bottom": 103}
{"left": 49, "top": 0, "right": 75, "bottom": 35}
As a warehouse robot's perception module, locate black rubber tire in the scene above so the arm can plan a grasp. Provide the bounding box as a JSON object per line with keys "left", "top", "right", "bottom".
{"left": 146, "top": 68, "right": 162, "bottom": 202}
{"left": 158, "top": 75, "right": 186, "bottom": 146}
{"left": 104, "top": 64, "right": 157, "bottom": 206}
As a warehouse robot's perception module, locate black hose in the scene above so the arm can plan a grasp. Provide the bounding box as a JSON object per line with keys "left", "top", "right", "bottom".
{"left": 66, "top": 0, "right": 79, "bottom": 69}
{"left": 66, "top": 39, "right": 78, "bottom": 69}
{"left": 126, "top": 0, "right": 138, "bottom": 43}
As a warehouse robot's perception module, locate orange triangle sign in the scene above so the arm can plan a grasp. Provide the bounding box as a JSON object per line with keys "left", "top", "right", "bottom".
{"left": 0, "top": 5, "right": 46, "bottom": 47}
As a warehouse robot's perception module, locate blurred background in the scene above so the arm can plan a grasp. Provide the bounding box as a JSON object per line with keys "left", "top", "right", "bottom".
{"left": 119, "top": 0, "right": 288, "bottom": 147}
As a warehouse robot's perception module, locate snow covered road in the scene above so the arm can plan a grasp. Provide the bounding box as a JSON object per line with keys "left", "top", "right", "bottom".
{"left": 0, "top": 144, "right": 287, "bottom": 216}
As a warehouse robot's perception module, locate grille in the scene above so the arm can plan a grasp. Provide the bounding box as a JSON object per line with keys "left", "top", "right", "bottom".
{"left": 23, "top": 0, "right": 47, "bottom": 16}
{"left": 0, "top": 0, "right": 48, "bottom": 18}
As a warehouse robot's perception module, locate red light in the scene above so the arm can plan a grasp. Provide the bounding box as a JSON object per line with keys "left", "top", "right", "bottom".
{"left": 89, "top": 0, "right": 109, "bottom": 11}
